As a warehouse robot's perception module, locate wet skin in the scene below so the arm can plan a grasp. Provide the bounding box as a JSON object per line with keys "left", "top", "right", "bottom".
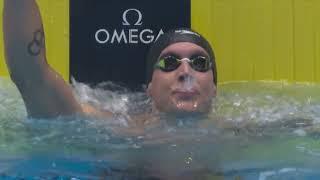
{"left": 147, "top": 42, "right": 217, "bottom": 114}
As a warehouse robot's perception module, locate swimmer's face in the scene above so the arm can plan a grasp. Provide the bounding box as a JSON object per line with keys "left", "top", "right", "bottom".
{"left": 147, "top": 42, "right": 216, "bottom": 114}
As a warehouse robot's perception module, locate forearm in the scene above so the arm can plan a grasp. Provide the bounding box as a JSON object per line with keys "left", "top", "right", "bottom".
{"left": 3, "top": 0, "right": 46, "bottom": 80}
{"left": 3, "top": 0, "right": 83, "bottom": 118}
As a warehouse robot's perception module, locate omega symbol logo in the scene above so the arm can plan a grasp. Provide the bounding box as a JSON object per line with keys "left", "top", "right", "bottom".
{"left": 122, "top": 9, "right": 143, "bottom": 26}
{"left": 95, "top": 8, "right": 164, "bottom": 44}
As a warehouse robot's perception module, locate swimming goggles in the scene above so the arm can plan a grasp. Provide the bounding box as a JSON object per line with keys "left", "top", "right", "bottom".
{"left": 154, "top": 55, "right": 212, "bottom": 72}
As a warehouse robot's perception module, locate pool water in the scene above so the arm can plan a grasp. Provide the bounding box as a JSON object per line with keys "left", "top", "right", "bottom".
{"left": 1, "top": 77, "right": 320, "bottom": 179}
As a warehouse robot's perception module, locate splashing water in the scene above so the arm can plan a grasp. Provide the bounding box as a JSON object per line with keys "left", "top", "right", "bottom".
{"left": 175, "top": 76, "right": 199, "bottom": 110}
{"left": 182, "top": 75, "right": 195, "bottom": 91}
{"left": 1, "top": 77, "right": 320, "bottom": 179}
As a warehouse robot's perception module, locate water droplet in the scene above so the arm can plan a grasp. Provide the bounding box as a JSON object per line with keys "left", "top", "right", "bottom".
{"left": 185, "top": 156, "right": 193, "bottom": 164}
{"left": 233, "top": 101, "right": 241, "bottom": 106}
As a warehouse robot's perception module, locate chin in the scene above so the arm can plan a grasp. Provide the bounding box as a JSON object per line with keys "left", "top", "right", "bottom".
{"left": 173, "top": 101, "right": 212, "bottom": 114}
{"left": 155, "top": 99, "right": 211, "bottom": 114}
{"left": 173, "top": 103, "right": 201, "bottom": 113}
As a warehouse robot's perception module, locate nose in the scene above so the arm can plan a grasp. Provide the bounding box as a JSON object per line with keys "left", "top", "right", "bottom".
{"left": 177, "top": 61, "right": 194, "bottom": 82}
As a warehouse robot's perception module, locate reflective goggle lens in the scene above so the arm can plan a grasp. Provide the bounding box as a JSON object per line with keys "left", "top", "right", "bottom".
{"left": 155, "top": 55, "right": 211, "bottom": 72}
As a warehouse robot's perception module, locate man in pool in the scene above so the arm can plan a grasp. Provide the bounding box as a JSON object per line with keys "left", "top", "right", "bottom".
{"left": 3, "top": 0, "right": 217, "bottom": 121}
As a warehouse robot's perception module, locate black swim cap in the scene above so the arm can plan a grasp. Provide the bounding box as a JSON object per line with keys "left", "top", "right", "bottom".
{"left": 145, "top": 28, "right": 217, "bottom": 85}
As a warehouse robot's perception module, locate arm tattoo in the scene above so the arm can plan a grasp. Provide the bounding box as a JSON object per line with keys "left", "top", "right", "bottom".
{"left": 27, "top": 29, "right": 45, "bottom": 56}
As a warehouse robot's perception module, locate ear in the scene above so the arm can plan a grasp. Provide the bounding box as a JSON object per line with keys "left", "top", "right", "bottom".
{"left": 146, "top": 82, "right": 152, "bottom": 97}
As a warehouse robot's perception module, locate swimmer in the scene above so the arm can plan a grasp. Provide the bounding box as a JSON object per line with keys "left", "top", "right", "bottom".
{"left": 3, "top": 0, "right": 217, "bottom": 122}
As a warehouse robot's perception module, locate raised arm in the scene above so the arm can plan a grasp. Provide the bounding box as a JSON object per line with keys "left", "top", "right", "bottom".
{"left": 2, "top": 0, "right": 83, "bottom": 118}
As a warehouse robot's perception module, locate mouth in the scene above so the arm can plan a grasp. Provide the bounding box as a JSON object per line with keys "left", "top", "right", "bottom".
{"left": 172, "top": 89, "right": 199, "bottom": 100}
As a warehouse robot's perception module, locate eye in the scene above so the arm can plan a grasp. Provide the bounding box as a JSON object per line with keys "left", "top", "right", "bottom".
{"left": 162, "top": 56, "right": 180, "bottom": 71}
{"left": 192, "top": 56, "right": 211, "bottom": 71}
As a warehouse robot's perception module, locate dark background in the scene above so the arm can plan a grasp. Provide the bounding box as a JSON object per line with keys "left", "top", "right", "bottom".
{"left": 70, "top": 0, "right": 191, "bottom": 90}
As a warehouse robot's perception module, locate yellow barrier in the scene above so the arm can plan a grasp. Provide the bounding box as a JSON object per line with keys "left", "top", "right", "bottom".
{"left": 0, "top": 0, "right": 320, "bottom": 83}
{"left": 192, "top": 0, "right": 320, "bottom": 83}
{"left": 0, "top": 0, "right": 69, "bottom": 80}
